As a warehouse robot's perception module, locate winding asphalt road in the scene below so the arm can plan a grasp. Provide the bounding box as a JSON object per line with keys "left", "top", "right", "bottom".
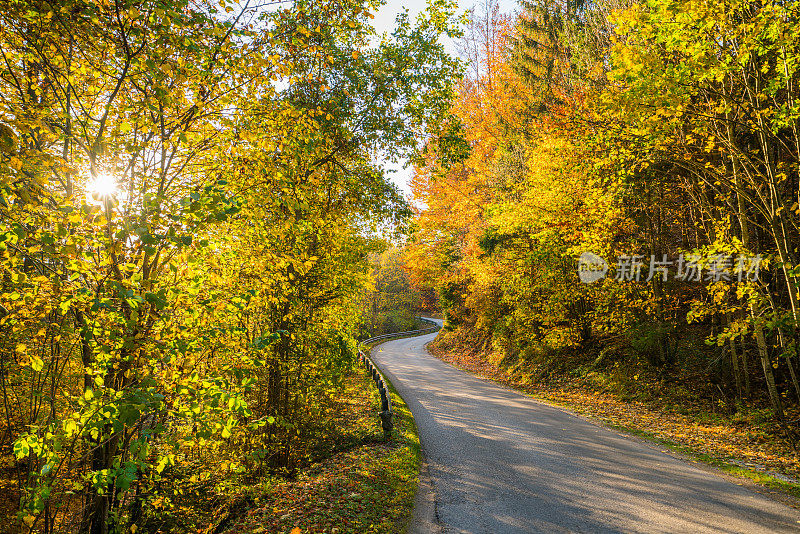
{"left": 370, "top": 320, "right": 800, "bottom": 533}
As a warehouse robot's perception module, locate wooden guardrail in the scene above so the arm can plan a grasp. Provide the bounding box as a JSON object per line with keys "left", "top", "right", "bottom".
{"left": 358, "top": 318, "right": 440, "bottom": 439}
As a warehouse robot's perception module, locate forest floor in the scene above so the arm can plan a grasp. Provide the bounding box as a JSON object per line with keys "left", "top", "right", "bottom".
{"left": 427, "top": 339, "right": 800, "bottom": 500}
{"left": 216, "top": 367, "right": 420, "bottom": 534}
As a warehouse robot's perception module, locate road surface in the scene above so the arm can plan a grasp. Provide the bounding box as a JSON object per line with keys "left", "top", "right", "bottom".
{"left": 370, "top": 320, "right": 800, "bottom": 533}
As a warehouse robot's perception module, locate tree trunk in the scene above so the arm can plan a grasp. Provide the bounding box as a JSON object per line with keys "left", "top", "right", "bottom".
{"left": 726, "top": 312, "right": 742, "bottom": 401}
{"left": 751, "top": 302, "right": 784, "bottom": 419}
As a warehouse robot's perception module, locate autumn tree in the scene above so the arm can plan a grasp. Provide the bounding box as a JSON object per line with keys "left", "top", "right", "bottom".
{"left": 410, "top": 0, "right": 800, "bottom": 431}
{"left": 0, "top": 0, "right": 461, "bottom": 531}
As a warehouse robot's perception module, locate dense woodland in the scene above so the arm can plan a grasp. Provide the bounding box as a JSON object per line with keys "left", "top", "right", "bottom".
{"left": 359, "top": 248, "right": 433, "bottom": 337}
{"left": 407, "top": 0, "right": 800, "bottom": 445}
{"left": 3, "top": 0, "right": 800, "bottom": 531}
{"left": 0, "top": 0, "right": 458, "bottom": 531}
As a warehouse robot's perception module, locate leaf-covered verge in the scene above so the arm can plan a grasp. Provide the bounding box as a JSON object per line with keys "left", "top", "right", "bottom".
{"left": 429, "top": 330, "right": 800, "bottom": 500}
{"left": 214, "top": 367, "right": 421, "bottom": 534}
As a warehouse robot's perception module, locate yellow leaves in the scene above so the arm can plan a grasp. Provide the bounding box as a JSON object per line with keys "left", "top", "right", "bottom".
{"left": 63, "top": 419, "right": 79, "bottom": 437}
{"left": 32, "top": 274, "right": 51, "bottom": 286}
{"left": 29, "top": 355, "right": 44, "bottom": 372}
{"left": 7, "top": 156, "right": 22, "bottom": 171}
{"left": 16, "top": 340, "right": 43, "bottom": 372}
{"left": 609, "top": 4, "right": 641, "bottom": 35}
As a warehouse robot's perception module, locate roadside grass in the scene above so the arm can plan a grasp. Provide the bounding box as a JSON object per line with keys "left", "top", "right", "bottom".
{"left": 217, "top": 366, "right": 420, "bottom": 534}
{"left": 427, "top": 336, "right": 800, "bottom": 502}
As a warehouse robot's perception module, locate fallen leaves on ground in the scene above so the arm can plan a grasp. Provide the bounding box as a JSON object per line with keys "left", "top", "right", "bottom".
{"left": 221, "top": 369, "right": 419, "bottom": 534}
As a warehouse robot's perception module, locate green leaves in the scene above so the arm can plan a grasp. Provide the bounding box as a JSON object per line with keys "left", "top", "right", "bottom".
{"left": 13, "top": 438, "right": 30, "bottom": 460}
{"left": 0, "top": 0, "right": 466, "bottom": 530}
{"left": 145, "top": 290, "right": 168, "bottom": 310}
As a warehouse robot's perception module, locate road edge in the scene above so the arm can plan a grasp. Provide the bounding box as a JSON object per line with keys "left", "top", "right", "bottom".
{"left": 409, "top": 454, "right": 441, "bottom": 534}
{"left": 364, "top": 326, "right": 443, "bottom": 534}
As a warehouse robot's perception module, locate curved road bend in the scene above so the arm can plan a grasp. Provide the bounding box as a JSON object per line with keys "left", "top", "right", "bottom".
{"left": 370, "top": 320, "right": 800, "bottom": 533}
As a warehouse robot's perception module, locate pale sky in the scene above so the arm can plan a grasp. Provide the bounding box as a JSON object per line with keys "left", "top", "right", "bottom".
{"left": 371, "top": 0, "right": 519, "bottom": 200}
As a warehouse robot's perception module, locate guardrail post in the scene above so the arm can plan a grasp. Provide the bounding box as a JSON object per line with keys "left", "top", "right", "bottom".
{"left": 379, "top": 409, "right": 393, "bottom": 440}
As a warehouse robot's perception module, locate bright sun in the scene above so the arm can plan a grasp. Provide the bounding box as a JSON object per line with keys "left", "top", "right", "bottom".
{"left": 86, "top": 172, "right": 118, "bottom": 200}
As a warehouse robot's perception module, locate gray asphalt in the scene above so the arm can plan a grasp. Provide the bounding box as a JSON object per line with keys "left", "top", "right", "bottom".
{"left": 370, "top": 320, "right": 800, "bottom": 533}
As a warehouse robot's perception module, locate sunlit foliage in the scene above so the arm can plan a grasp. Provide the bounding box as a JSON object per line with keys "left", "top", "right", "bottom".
{"left": 409, "top": 0, "right": 800, "bottom": 436}
{"left": 0, "top": 0, "right": 461, "bottom": 531}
